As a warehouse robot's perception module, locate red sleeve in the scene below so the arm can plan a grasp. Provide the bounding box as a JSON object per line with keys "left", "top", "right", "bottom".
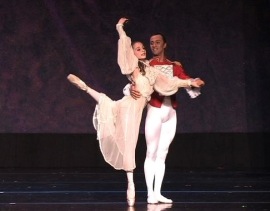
{"left": 173, "top": 64, "right": 190, "bottom": 79}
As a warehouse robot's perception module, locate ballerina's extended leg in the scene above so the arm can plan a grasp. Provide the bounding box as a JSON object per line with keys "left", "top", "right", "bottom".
{"left": 67, "top": 74, "right": 101, "bottom": 102}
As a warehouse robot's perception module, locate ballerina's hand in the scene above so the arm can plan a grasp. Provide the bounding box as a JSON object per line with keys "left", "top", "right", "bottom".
{"left": 195, "top": 78, "right": 205, "bottom": 86}
{"left": 118, "top": 17, "right": 129, "bottom": 25}
{"left": 191, "top": 78, "right": 205, "bottom": 87}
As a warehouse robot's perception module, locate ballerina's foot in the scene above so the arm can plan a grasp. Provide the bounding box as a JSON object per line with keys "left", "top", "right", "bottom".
{"left": 127, "top": 182, "right": 135, "bottom": 207}
{"left": 67, "top": 74, "right": 88, "bottom": 91}
{"left": 155, "top": 194, "right": 173, "bottom": 204}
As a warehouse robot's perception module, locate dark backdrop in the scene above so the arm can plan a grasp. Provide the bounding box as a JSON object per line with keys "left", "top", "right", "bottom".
{"left": 0, "top": 0, "right": 269, "bottom": 169}
{"left": 0, "top": 0, "right": 269, "bottom": 134}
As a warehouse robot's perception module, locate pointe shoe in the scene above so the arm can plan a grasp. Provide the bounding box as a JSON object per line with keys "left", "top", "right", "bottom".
{"left": 127, "top": 182, "right": 135, "bottom": 207}
{"left": 67, "top": 74, "right": 88, "bottom": 91}
{"left": 155, "top": 194, "right": 173, "bottom": 204}
{"left": 147, "top": 194, "right": 158, "bottom": 204}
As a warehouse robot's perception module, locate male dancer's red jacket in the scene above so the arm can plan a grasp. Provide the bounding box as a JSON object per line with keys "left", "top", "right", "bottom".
{"left": 149, "top": 57, "right": 190, "bottom": 109}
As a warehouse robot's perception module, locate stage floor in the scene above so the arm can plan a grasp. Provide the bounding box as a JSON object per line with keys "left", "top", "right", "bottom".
{"left": 0, "top": 168, "right": 269, "bottom": 210}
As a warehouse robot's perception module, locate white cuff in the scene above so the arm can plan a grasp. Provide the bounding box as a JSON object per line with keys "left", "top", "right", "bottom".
{"left": 123, "top": 83, "right": 131, "bottom": 96}
{"left": 185, "top": 87, "right": 201, "bottom": 99}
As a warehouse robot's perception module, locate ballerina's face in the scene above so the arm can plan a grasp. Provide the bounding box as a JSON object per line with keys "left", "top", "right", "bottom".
{"left": 132, "top": 42, "right": 147, "bottom": 60}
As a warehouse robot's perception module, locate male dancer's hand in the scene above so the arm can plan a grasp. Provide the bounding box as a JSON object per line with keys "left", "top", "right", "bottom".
{"left": 130, "top": 83, "right": 141, "bottom": 100}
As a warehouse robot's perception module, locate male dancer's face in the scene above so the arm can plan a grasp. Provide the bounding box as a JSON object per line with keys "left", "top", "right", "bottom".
{"left": 150, "top": 35, "right": 167, "bottom": 56}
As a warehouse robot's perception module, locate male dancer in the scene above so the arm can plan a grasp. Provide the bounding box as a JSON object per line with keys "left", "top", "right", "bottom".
{"left": 125, "top": 33, "right": 204, "bottom": 204}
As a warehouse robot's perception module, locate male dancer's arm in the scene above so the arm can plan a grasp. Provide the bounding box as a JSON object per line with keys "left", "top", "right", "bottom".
{"left": 173, "top": 62, "right": 204, "bottom": 98}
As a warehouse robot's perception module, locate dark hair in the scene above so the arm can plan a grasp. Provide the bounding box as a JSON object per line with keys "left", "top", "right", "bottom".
{"left": 138, "top": 61, "right": 146, "bottom": 75}
{"left": 132, "top": 41, "right": 146, "bottom": 75}
{"left": 131, "top": 41, "right": 143, "bottom": 47}
{"left": 150, "top": 33, "right": 167, "bottom": 43}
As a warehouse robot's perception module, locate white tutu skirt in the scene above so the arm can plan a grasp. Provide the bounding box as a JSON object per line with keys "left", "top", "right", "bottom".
{"left": 93, "top": 93, "right": 146, "bottom": 171}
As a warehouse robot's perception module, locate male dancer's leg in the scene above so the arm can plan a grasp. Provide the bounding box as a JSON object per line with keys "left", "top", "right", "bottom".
{"left": 144, "top": 102, "right": 176, "bottom": 203}
{"left": 154, "top": 107, "right": 176, "bottom": 203}
{"left": 144, "top": 104, "right": 162, "bottom": 203}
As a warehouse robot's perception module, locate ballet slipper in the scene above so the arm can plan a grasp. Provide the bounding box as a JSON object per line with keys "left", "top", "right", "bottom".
{"left": 67, "top": 74, "right": 88, "bottom": 91}
{"left": 155, "top": 194, "right": 173, "bottom": 203}
{"left": 147, "top": 194, "right": 158, "bottom": 204}
{"left": 127, "top": 182, "right": 135, "bottom": 206}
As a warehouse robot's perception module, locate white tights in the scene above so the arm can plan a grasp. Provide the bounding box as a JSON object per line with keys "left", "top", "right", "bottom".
{"left": 144, "top": 97, "right": 176, "bottom": 201}
{"left": 126, "top": 171, "right": 134, "bottom": 185}
{"left": 85, "top": 86, "right": 135, "bottom": 188}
